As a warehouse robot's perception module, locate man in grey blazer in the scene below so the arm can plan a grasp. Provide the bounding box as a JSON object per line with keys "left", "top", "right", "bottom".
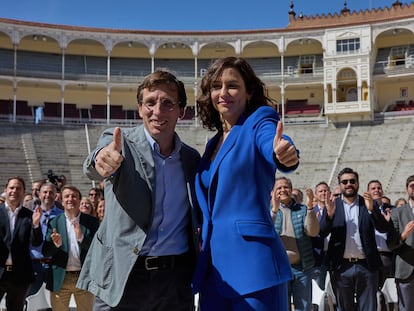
{"left": 388, "top": 175, "right": 414, "bottom": 311}
{"left": 77, "top": 70, "right": 200, "bottom": 310}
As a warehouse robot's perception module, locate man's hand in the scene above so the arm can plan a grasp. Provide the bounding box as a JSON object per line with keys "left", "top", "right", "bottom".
{"left": 326, "top": 193, "right": 336, "bottom": 218}
{"left": 32, "top": 206, "right": 42, "bottom": 227}
{"left": 95, "top": 127, "right": 124, "bottom": 177}
{"left": 51, "top": 228, "right": 62, "bottom": 248}
{"left": 363, "top": 192, "right": 374, "bottom": 212}
{"left": 401, "top": 220, "right": 414, "bottom": 241}
{"left": 273, "top": 122, "right": 299, "bottom": 168}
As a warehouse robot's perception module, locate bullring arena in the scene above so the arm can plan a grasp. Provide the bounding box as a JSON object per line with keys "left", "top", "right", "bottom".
{"left": 0, "top": 1, "right": 414, "bottom": 202}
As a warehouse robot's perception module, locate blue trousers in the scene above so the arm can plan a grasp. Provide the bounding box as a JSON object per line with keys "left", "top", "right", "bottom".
{"left": 289, "top": 266, "right": 313, "bottom": 311}
{"left": 199, "top": 272, "right": 289, "bottom": 311}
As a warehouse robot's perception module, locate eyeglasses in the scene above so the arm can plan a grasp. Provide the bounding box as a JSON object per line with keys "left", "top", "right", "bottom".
{"left": 340, "top": 179, "right": 357, "bottom": 185}
{"left": 333, "top": 193, "right": 341, "bottom": 197}
{"left": 142, "top": 98, "right": 178, "bottom": 113}
{"left": 89, "top": 193, "right": 97, "bottom": 197}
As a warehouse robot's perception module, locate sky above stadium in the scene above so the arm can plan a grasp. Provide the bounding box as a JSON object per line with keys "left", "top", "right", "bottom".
{"left": 1, "top": 0, "right": 409, "bottom": 31}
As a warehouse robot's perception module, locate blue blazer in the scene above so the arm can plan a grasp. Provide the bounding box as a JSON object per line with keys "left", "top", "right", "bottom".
{"left": 320, "top": 195, "right": 389, "bottom": 271}
{"left": 193, "top": 106, "right": 294, "bottom": 297}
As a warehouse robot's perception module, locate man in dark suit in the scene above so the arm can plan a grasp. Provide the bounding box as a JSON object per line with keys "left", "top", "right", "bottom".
{"left": 320, "top": 167, "right": 390, "bottom": 310}
{"left": 387, "top": 174, "right": 414, "bottom": 311}
{"left": 0, "top": 176, "right": 43, "bottom": 311}
{"left": 43, "top": 185, "right": 99, "bottom": 311}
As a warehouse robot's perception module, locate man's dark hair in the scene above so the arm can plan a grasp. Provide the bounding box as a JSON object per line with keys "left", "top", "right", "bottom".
{"left": 337, "top": 167, "right": 359, "bottom": 183}
{"left": 136, "top": 70, "right": 187, "bottom": 109}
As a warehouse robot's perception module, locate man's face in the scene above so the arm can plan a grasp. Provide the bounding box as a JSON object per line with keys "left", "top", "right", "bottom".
{"left": 339, "top": 173, "right": 359, "bottom": 198}
{"left": 273, "top": 179, "right": 292, "bottom": 205}
{"left": 368, "top": 182, "right": 383, "bottom": 201}
{"left": 407, "top": 181, "right": 414, "bottom": 201}
{"left": 32, "top": 181, "right": 43, "bottom": 198}
{"left": 6, "top": 179, "right": 25, "bottom": 208}
{"left": 316, "top": 184, "right": 330, "bottom": 203}
{"left": 40, "top": 185, "right": 56, "bottom": 209}
{"left": 138, "top": 84, "right": 184, "bottom": 144}
{"left": 61, "top": 189, "right": 80, "bottom": 213}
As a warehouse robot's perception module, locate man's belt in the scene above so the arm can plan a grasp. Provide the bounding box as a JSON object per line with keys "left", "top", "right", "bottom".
{"left": 32, "top": 258, "right": 53, "bottom": 264}
{"left": 135, "top": 253, "right": 191, "bottom": 271}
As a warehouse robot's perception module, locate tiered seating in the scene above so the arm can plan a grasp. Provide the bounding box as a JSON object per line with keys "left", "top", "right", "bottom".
{"left": 0, "top": 99, "right": 12, "bottom": 115}
{"left": 125, "top": 109, "right": 140, "bottom": 120}
{"left": 110, "top": 105, "right": 125, "bottom": 119}
{"left": 394, "top": 100, "right": 414, "bottom": 111}
{"left": 90, "top": 105, "right": 106, "bottom": 119}
{"left": 43, "top": 102, "right": 60, "bottom": 118}
{"left": 111, "top": 57, "right": 151, "bottom": 77}
{"left": 16, "top": 101, "right": 33, "bottom": 116}
{"left": 182, "top": 106, "right": 195, "bottom": 120}
{"left": 16, "top": 50, "right": 61, "bottom": 78}
{"left": 64, "top": 103, "right": 80, "bottom": 119}
{"left": 286, "top": 99, "right": 320, "bottom": 116}
{"left": 0, "top": 49, "right": 14, "bottom": 73}
{"left": 246, "top": 57, "right": 281, "bottom": 76}
{"left": 154, "top": 59, "right": 194, "bottom": 77}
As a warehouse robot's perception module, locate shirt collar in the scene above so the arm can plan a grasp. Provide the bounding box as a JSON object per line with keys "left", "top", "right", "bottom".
{"left": 143, "top": 127, "right": 182, "bottom": 157}
{"left": 5, "top": 202, "right": 22, "bottom": 214}
{"left": 65, "top": 211, "right": 81, "bottom": 222}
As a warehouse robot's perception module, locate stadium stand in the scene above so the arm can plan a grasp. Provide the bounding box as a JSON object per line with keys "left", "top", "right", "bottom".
{"left": 1, "top": 2, "right": 414, "bottom": 202}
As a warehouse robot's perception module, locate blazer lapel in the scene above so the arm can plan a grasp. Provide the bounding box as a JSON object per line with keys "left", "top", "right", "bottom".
{"left": 12, "top": 208, "right": 26, "bottom": 242}
{"left": 58, "top": 215, "right": 68, "bottom": 252}
{"left": 208, "top": 126, "right": 240, "bottom": 187}
{"left": 0, "top": 207, "right": 11, "bottom": 245}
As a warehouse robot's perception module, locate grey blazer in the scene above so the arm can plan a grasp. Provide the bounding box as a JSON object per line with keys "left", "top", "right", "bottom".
{"left": 76, "top": 125, "right": 200, "bottom": 307}
{"left": 388, "top": 203, "right": 414, "bottom": 281}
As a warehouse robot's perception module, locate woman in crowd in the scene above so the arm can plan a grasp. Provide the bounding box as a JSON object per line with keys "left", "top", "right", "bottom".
{"left": 80, "top": 197, "right": 94, "bottom": 215}
{"left": 193, "top": 56, "right": 300, "bottom": 310}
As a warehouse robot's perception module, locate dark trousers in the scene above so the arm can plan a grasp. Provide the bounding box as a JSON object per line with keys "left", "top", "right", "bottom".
{"left": 396, "top": 272, "right": 414, "bottom": 311}
{"left": 26, "top": 262, "right": 50, "bottom": 297}
{"left": 0, "top": 271, "right": 30, "bottom": 311}
{"left": 331, "top": 260, "right": 378, "bottom": 311}
{"left": 93, "top": 257, "right": 193, "bottom": 311}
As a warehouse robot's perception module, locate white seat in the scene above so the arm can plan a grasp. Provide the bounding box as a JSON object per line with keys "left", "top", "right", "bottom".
{"left": 382, "top": 278, "right": 398, "bottom": 304}
{"left": 0, "top": 295, "right": 6, "bottom": 311}
{"left": 312, "top": 279, "right": 335, "bottom": 311}
{"left": 324, "top": 272, "right": 336, "bottom": 305}
{"left": 69, "top": 294, "right": 77, "bottom": 309}
{"left": 194, "top": 293, "right": 200, "bottom": 311}
{"left": 25, "top": 283, "right": 51, "bottom": 311}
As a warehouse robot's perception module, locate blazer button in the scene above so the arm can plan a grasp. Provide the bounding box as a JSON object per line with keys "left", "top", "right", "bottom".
{"left": 133, "top": 247, "right": 139, "bottom": 255}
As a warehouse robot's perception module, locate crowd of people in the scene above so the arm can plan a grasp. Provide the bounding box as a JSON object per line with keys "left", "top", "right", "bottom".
{"left": 0, "top": 56, "right": 413, "bottom": 311}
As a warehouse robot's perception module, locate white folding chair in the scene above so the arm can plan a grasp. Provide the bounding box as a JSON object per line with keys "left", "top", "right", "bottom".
{"left": 25, "top": 283, "right": 51, "bottom": 311}
{"left": 312, "top": 279, "right": 335, "bottom": 311}
{"left": 0, "top": 295, "right": 6, "bottom": 311}
{"left": 69, "top": 294, "right": 77, "bottom": 310}
{"left": 325, "top": 272, "right": 336, "bottom": 306}
{"left": 381, "top": 277, "right": 398, "bottom": 310}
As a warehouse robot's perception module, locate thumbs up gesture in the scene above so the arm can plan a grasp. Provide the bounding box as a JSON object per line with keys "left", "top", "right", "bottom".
{"left": 95, "top": 127, "right": 124, "bottom": 177}
{"left": 273, "top": 121, "right": 299, "bottom": 168}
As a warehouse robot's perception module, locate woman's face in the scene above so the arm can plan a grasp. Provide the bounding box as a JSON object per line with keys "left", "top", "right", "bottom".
{"left": 80, "top": 198, "right": 92, "bottom": 214}
{"left": 210, "top": 67, "right": 250, "bottom": 127}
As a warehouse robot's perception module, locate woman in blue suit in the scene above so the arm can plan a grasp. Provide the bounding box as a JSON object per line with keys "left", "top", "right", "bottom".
{"left": 193, "top": 57, "right": 300, "bottom": 310}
